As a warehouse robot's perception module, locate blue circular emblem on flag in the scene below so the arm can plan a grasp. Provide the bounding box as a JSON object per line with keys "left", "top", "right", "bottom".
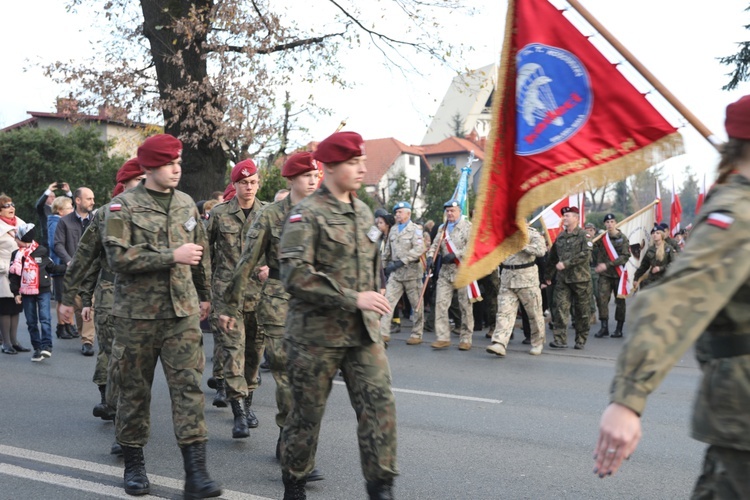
{"left": 515, "top": 43, "right": 592, "bottom": 156}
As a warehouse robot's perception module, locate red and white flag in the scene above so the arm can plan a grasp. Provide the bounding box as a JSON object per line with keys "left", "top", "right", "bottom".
{"left": 670, "top": 176, "right": 682, "bottom": 237}
{"left": 540, "top": 194, "right": 585, "bottom": 242}
{"left": 695, "top": 173, "right": 706, "bottom": 214}
{"left": 654, "top": 182, "right": 663, "bottom": 223}
{"left": 603, "top": 232, "right": 630, "bottom": 297}
{"left": 444, "top": 232, "right": 482, "bottom": 303}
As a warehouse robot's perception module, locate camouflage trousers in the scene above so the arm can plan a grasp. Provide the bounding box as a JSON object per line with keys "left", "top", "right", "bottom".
{"left": 264, "top": 326, "right": 291, "bottom": 429}
{"left": 281, "top": 339, "right": 398, "bottom": 483}
{"left": 210, "top": 313, "right": 224, "bottom": 379}
{"left": 223, "top": 311, "right": 264, "bottom": 400}
{"left": 379, "top": 278, "right": 424, "bottom": 339}
{"left": 691, "top": 445, "right": 750, "bottom": 499}
{"left": 597, "top": 275, "right": 626, "bottom": 322}
{"left": 112, "top": 315, "right": 207, "bottom": 447}
{"left": 590, "top": 268, "right": 599, "bottom": 317}
{"left": 551, "top": 280, "right": 591, "bottom": 345}
{"left": 491, "top": 286, "right": 545, "bottom": 348}
{"left": 482, "top": 271, "right": 500, "bottom": 330}
{"left": 435, "top": 273, "right": 473, "bottom": 344}
{"left": 93, "top": 312, "right": 120, "bottom": 409}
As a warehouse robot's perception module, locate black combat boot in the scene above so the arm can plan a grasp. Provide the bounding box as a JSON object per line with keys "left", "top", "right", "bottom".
{"left": 612, "top": 321, "right": 624, "bottom": 338}
{"left": 230, "top": 399, "right": 250, "bottom": 438}
{"left": 93, "top": 384, "right": 116, "bottom": 421}
{"left": 244, "top": 393, "right": 259, "bottom": 428}
{"left": 282, "top": 472, "right": 307, "bottom": 500}
{"left": 181, "top": 442, "right": 222, "bottom": 499}
{"left": 594, "top": 320, "right": 609, "bottom": 338}
{"left": 121, "top": 446, "right": 150, "bottom": 495}
{"left": 212, "top": 379, "right": 227, "bottom": 408}
{"left": 366, "top": 478, "right": 395, "bottom": 500}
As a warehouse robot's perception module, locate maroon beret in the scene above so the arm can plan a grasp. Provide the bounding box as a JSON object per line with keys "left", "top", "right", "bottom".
{"left": 231, "top": 159, "right": 258, "bottom": 182}
{"left": 725, "top": 95, "right": 750, "bottom": 140}
{"left": 137, "top": 134, "right": 182, "bottom": 169}
{"left": 561, "top": 206, "right": 579, "bottom": 215}
{"left": 281, "top": 152, "right": 319, "bottom": 178}
{"left": 313, "top": 131, "right": 365, "bottom": 164}
{"left": 116, "top": 158, "right": 144, "bottom": 184}
{"left": 112, "top": 183, "right": 125, "bottom": 198}
{"left": 223, "top": 183, "right": 236, "bottom": 201}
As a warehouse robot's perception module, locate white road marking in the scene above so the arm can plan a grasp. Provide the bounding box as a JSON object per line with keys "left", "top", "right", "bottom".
{"left": 332, "top": 380, "right": 502, "bottom": 404}
{"left": 0, "top": 444, "right": 272, "bottom": 500}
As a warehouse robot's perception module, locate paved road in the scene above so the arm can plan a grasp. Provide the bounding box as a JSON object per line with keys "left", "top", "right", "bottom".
{"left": 0, "top": 311, "right": 703, "bottom": 499}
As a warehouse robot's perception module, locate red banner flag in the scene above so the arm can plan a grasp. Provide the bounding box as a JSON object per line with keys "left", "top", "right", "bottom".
{"left": 670, "top": 176, "right": 683, "bottom": 237}
{"left": 695, "top": 173, "right": 706, "bottom": 214}
{"left": 540, "top": 194, "right": 585, "bottom": 242}
{"left": 456, "top": 0, "right": 683, "bottom": 287}
{"left": 655, "top": 182, "right": 663, "bottom": 223}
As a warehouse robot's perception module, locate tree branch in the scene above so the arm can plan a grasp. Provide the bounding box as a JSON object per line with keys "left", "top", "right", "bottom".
{"left": 225, "top": 31, "right": 346, "bottom": 55}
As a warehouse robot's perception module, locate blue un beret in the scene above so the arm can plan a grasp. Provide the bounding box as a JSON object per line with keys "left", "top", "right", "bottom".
{"left": 444, "top": 199, "right": 460, "bottom": 208}
{"left": 393, "top": 201, "right": 411, "bottom": 212}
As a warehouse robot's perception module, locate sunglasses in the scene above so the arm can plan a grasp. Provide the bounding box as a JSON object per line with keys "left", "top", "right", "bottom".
{"left": 1, "top": 203, "right": 14, "bottom": 209}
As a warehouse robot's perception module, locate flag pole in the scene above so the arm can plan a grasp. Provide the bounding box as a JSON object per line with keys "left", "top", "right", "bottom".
{"left": 565, "top": 0, "right": 721, "bottom": 151}
{"left": 591, "top": 199, "right": 659, "bottom": 243}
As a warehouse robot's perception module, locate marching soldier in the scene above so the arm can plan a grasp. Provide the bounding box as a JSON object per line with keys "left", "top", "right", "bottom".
{"left": 633, "top": 224, "right": 675, "bottom": 289}
{"left": 206, "top": 160, "right": 265, "bottom": 439}
{"left": 593, "top": 214, "right": 630, "bottom": 338}
{"left": 545, "top": 206, "right": 592, "bottom": 350}
{"left": 594, "top": 94, "right": 750, "bottom": 498}
{"left": 486, "top": 226, "right": 547, "bottom": 357}
{"left": 379, "top": 201, "right": 426, "bottom": 345}
{"left": 278, "top": 131, "right": 397, "bottom": 499}
{"left": 102, "top": 134, "right": 220, "bottom": 498}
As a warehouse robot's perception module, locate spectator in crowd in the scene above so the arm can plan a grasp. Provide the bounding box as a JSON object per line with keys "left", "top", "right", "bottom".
{"left": 48, "top": 196, "right": 75, "bottom": 339}
{"left": 274, "top": 189, "right": 290, "bottom": 201}
{"left": 54, "top": 186, "right": 97, "bottom": 355}
{"left": 0, "top": 194, "right": 27, "bottom": 354}
{"left": 210, "top": 190, "right": 224, "bottom": 203}
{"left": 35, "top": 182, "right": 72, "bottom": 242}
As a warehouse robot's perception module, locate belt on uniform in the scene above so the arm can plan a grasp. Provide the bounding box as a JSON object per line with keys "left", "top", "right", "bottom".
{"left": 710, "top": 335, "right": 750, "bottom": 358}
{"left": 268, "top": 268, "right": 280, "bottom": 280}
{"left": 100, "top": 269, "right": 116, "bottom": 283}
{"left": 501, "top": 262, "right": 536, "bottom": 271}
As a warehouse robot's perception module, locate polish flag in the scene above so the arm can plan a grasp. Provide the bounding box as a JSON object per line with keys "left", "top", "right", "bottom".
{"left": 654, "top": 182, "right": 663, "bottom": 223}
{"left": 540, "top": 194, "right": 585, "bottom": 243}
{"left": 695, "top": 173, "right": 706, "bottom": 214}
{"left": 670, "top": 177, "right": 682, "bottom": 237}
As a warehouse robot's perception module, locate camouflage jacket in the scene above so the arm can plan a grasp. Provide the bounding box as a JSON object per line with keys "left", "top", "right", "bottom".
{"left": 62, "top": 207, "right": 115, "bottom": 313}
{"left": 207, "top": 196, "right": 264, "bottom": 312}
{"left": 383, "top": 220, "right": 425, "bottom": 281}
{"left": 279, "top": 185, "right": 381, "bottom": 347}
{"left": 633, "top": 243, "right": 675, "bottom": 288}
{"left": 665, "top": 236, "right": 682, "bottom": 253}
{"left": 102, "top": 183, "right": 211, "bottom": 319}
{"left": 429, "top": 218, "right": 472, "bottom": 282}
{"left": 500, "top": 227, "right": 546, "bottom": 289}
{"left": 593, "top": 230, "right": 631, "bottom": 279}
{"left": 221, "top": 195, "right": 292, "bottom": 328}
{"left": 610, "top": 174, "right": 750, "bottom": 450}
{"left": 545, "top": 226, "right": 591, "bottom": 284}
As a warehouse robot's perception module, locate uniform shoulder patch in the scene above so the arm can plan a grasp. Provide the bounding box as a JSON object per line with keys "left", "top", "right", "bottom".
{"left": 587, "top": 241, "right": 593, "bottom": 247}
{"left": 289, "top": 214, "right": 302, "bottom": 223}
{"left": 706, "top": 212, "right": 734, "bottom": 229}
{"left": 110, "top": 203, "right": 122, "bottom": 212}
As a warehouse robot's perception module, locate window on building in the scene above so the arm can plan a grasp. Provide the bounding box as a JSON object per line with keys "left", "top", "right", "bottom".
{"left": 443, "top": 157, "right": 456, "bottom": 166}
{"left": 409, "top": 155, "right": 416, "bottom": 165}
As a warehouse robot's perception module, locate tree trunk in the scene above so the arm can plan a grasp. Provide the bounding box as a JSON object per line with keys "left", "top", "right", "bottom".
{"left": 140, "top": 0, "right": 227, "bottom": 201}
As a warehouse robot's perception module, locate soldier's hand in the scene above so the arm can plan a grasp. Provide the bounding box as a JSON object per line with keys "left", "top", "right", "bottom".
{"left": 651, "top": 266, "right": 660, "bottom": 274}
{"left": 594, "top": 403, "right": 642, "bottom": 478}
{"left": 174, "top": 243, "right": 204, "bottom": 265}
{"left": 219, "top": 314, "right": 236, "bottom": 332}
{"left": 556, "top": 262, "right": 566, "bottom": 271}
{"left": 595, "top": 263, "right": 607, "bottom": 273}
{"left": 199, "top": 301, "right": 211, "bottom": 321}
{"left": 258, "top": 266, "right": 269, "bottom": 282}
{"left": 82, "top": 306, "right": 93, "bottom": 322}
{"left": 356, "top": 291, "right": 391, "bottom": 315}
{"left": 59, "top": 304, "right": 75, "bottom": 323}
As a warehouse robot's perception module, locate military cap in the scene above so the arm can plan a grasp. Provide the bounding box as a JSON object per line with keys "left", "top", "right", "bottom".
{"left": 726, "top": 95, "right": 750, "bottom": 140}
{"left": 231, "top": 159, "right": 258, "bottom": 182}
{"left": 560, "top": 206, "right": 579, "bottom": 215}
{"left": 603, "top": 213, "right": 616, "bottom": 222}
{"left": 393, "top": 201, "right": 411, "bottom": 212}
{"left": 444, "top": 199, "right": 460, "bottom": 208}
{"left": 658, "top": 222, "right": 669, "bottom": 231}
{"left": 313, "top": 131, "right": 365, "bottom": 163}
{"left": 650, "top": 223, "right": 664, "bottom": 234}
{"left": 137, "top": 134, "right": 182, "bottom": 168}
{"left": 223, "top": 183, "right": 236, "bottom": 201}
{"left": 282, "top": 152, "right": 318, "bottom": 178}
{"left": 584, "top": 222, "right": 596, "bottom": 229}
{"left": 116, "top": 158, "right": 144, "bottom": 184}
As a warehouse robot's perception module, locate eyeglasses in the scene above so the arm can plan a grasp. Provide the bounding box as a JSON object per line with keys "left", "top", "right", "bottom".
{"left": 1, "top": 203, "right": 14, "bottom": 209}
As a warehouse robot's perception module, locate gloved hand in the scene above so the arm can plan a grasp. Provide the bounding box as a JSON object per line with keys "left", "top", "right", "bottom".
{"left": 385, "top": 260, "right": 405, "bottom": 275}
{"left": 427, "top": 257, "right": 434, "bottom": 269}
{"left": 443, "top": 252, "right": 456, "bottom": 263}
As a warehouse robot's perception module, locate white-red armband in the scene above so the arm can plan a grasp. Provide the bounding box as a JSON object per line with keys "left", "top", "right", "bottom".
{"left": 110, "top": 203, "right": 122, "bottom": 212}
{"left": 706, "top": 213, "right": 733, "bottom": 230}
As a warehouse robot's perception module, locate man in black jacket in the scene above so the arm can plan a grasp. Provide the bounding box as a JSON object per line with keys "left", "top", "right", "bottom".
{"left": 35, "top": 182, "right": 72, "bottom": 242}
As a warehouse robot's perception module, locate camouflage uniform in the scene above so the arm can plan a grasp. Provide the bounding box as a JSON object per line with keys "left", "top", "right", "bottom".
{"left": 102, "top": 182, "right": 211, "bottom": 447}
{"left": 278, "top": 185, "right": 397, "bottom": 483}
{"left": 206, "top": 196, "right": 265, "bottom": 401}
{"left": 610, "top": 174, "right": 750, "bottom": 498}
{"left": 221, "top": 195, "right": 293, "bottom": 429}
{"left": 545, "top": 226, "right": 592, "bottom": 347}
{"left": 430, "top": 219, "right": 474, "bottom": 345}
{"left": 380, "top": 220, "right": 425, "bottom": 341}
{"left": 490, "top": 228, "right": 547, "bottom": 349}
{"left": 593, "top": 230, "right": 630, "bottom": 323}
{"left": 633, "top": 243, "right": 675, "bottom": 289}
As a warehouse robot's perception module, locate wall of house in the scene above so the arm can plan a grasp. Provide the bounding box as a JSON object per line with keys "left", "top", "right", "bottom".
{"left": 425, "top": 153, "right": 483, "bottom": 190}
{"left": 375, "top": 153, "right": 426, "bottom": 216}
{"left": 105, "top": 124, "right": 144, "bottom": 158}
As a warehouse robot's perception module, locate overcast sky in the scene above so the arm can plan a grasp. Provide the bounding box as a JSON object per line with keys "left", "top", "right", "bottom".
{"left": 2, "top": 0, "right": 749, "bottom": 183}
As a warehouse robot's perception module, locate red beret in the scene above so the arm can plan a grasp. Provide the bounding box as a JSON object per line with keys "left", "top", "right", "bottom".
{"left": 112, "top": 183, "right": 125, "bottom": 198}
{"left": 137, "top": 134, "right": 182, "bottom": 169}
{"left": 561, "top": 206, "right": 579, "bottom": 215}
{"left": 116, "top": 158, "right": 143, "bottom": 184}
{"left": 725, "top": 95, "right": 750, "bottom": 140}
{"left": 231, "top": 159, "right": 258, "bottom": 182}
{"left": 313, "top": 131, "right": 365, "bottom": 164}
{"left": 281, "top": 152, "right": 319, "bottom": 178}
{"left": 223, "top": 183, "right": 236, "bottom": 201}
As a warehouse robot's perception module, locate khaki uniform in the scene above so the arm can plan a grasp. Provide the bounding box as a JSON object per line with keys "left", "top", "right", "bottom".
{"left": 633, "top": 244, "right": 675, "bottom": 289}
{"left": 207, "top": 197, "right": 265, "bottom": 400}
{"left": 491, "top": 228, "right": 547, "bottom": 349}
{"left": 593, "top": 230, "right": 630, "bottom": 322}
{"left": 221, "top": 195, "right": 293, "bottom": 428}
{"left": 546, "top": 227, "right": 592, "bottom": 346}
{"left": 610, "top": 174, "right": 750, "bottom": 497}
{"left": 380, "top": 221, "right": 425, "bottom": 340}
{"left": 278, "top": 185, "right": 397, "bottom": 483}
{"left": 103, "top": 182, "right": 211, "bottom": 447}
{"left": 430, "top": 219, "right": 474, "bottom": 344}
